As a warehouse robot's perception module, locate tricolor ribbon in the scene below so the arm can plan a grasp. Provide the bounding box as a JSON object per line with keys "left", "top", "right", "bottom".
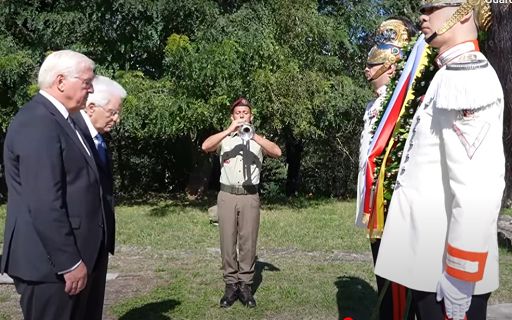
{"left": 359, "top": 34, "right": 429, "bottom": 236}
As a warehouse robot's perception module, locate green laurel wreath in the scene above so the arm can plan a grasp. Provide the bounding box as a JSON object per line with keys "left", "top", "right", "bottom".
{"left": 369, "top": 35, "right": 437, "bottom": 214}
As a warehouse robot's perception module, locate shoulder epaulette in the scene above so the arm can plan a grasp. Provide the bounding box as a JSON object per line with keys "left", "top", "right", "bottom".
{"left": 434, "top": 54, "right": 502, "bottom": 111}
{"left": 446, "top": 59, "right": 489, "bottom": 71}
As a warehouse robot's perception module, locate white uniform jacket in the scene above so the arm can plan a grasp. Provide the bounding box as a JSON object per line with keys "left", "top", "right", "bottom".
{"left": 356, "top": 86, "right": 387, "bottom": 228}
{"left": 375, "top": 42, "right": 505, "bottom": 294}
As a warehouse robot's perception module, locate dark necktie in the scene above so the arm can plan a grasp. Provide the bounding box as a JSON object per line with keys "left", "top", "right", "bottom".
{"left": 94, "top": 133, "right": 108, "bottom": 166}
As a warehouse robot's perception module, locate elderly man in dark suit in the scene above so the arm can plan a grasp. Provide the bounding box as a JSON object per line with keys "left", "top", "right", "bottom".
{"left": 1, "top": 50, "right": 103, "bottom": 320}
{"left": 70, "top": 75, "right": 126, "bottom": 319}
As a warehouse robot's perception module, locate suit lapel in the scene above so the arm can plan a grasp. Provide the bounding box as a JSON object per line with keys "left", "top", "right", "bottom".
{"left": 36, "top": 94, "right": 99, "bottom": 178}
{"left": 71, "top": 112, "right": 113, "bottom": 178}
{"left": 105, "top": 142, "right": 113, "bottom": 176}
{"left": 71, "top": 113, "right": 105, "bottom": 169}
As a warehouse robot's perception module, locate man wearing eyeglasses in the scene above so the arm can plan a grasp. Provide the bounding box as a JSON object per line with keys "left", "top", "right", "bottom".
{"left": 1, "top": 50, "right": 104, "bottom": 320}
{"left": 76, "top": 75, "right": 124, "bottom": 135}
{"left": 70, "top": 75, "right": 126, "bottom": 319}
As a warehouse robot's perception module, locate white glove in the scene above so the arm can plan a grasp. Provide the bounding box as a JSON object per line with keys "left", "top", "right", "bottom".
{"left": 436, "top": 272, "right": 474, "bottom": 320}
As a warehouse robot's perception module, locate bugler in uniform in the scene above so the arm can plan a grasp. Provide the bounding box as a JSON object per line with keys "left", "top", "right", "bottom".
{"left": 201, "top": 97, "right": 282, "bottom": 309}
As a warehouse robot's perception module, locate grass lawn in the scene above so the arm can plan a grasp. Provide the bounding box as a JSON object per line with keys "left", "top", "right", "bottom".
{"left": 109, "top": 199, "right": 375, "bottom": 320}
{"left": 1, "top": 199, "right": 511, "bottom": 320}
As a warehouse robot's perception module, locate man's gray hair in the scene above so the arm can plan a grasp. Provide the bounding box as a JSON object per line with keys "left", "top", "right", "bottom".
{"left": 86, "top": 75, "right": 127, "bottom": 107}
{"left": 37, "top": 50, "right": 95, "bottom": 89}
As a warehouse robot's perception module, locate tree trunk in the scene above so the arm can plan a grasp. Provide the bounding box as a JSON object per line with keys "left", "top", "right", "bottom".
{"left": 284, "top": 129, "right": 303, "bottom": 197}
{"left": 185, "top": 149, "right": 212, "bottom": 199}
{"left": 484, "top": 4, "right": 512, "bottom": 207}
{"left": 502, "top": 124, "right": 512, "bottom": 208}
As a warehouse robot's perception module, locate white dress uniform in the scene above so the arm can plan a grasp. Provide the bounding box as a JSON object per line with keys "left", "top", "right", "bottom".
{"left": 355, "top": 86, "right": 387, "bottom": 228}
{"left": 375, "top": 41, "right": 505, "bottom": 294}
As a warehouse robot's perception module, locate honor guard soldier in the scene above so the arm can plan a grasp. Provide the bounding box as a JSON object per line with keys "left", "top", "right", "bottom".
{"left": 356, "top": 17, "right": 419, "bottom": 320}
{"left": 374, "top": 1, "right": 508, "bottom": 319}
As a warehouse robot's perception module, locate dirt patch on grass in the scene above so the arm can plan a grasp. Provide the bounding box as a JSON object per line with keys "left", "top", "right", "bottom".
{"left": 0, "top": 245, "right": 165, "bottom": 320}
{"left": 0, "top": 246, "right": 372, "bottom": 319}
{"left": 1, "top": 245, "right": 511, "bottom": 319}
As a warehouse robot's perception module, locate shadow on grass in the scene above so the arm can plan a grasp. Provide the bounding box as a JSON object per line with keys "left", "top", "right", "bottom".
{"left": 119, "top": 192, "right": 215, "bottom": 212}
{"left": 118, "top": 299, "right": 181, "bottom": 320}
{"left": 335, "top": 276, "right": 377, "bottom": 320}
{"left": 252, "top": 259, "right": 280, "bottom": 294}
{"left": 119, "top": 190, "right": 346, "bottom": 216}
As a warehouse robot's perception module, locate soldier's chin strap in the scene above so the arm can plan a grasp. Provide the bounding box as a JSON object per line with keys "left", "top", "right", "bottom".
{"left": 426, "top": 32, "right": 438, "bottom": 44}
{"left": 369, "top": 61, "right": 393, "bottom": 81}
{"left": 426, "top": 2, "right": 475, "bottom": 44}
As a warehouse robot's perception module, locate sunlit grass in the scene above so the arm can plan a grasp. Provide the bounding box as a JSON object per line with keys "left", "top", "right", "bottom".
{"left": 1, "top": 200, "right": 511, "bottom": 319}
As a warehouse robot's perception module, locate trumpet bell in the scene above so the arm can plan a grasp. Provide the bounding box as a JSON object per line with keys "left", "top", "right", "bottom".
{"left": 239, "top": 123, "right": 254, "bottom": 141}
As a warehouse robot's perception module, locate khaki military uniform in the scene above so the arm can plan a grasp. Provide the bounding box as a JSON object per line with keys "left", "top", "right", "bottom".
{"left": 217, "top": 133, "right": 263, "bottom": 285}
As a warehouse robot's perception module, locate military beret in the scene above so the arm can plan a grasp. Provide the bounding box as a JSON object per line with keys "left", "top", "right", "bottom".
{"left": 230, "top": 97, "right": 252, "bottom": 112}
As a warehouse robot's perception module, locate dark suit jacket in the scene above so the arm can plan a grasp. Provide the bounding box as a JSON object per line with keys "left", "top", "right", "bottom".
{"left": 71, "top": 112, "right": 115, "bottom": 254}
{"left": 1, "top": 93, "right": 105, "bottom": 282}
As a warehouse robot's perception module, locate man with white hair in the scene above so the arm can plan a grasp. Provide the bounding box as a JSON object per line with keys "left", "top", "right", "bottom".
{"left": 1, "top": 50, "right": 104, "bottom": 320}
{"left": 70, "top": 75, "right": 126, "bottom": 319}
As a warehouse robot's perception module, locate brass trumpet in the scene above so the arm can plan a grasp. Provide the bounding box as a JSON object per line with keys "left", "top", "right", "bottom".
{"left": 239, "top": 123, "right": 254, "bottom": 141}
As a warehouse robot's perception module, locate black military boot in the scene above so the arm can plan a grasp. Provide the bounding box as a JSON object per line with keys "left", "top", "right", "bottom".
{"left": 219, "top": 283, "right": 239, "bottom": 308}
{"left": 239, "top": 282, "right": 256, "bottom": 308}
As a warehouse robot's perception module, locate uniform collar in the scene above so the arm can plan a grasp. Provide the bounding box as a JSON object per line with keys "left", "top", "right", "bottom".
{"left": 435, "top": 40, "right": 480, "bottom": 68}
{"left": 375, "top": 85, "right": 387, "bottom": 97}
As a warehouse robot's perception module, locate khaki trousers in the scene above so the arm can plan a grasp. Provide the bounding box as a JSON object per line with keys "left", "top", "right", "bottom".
{"left": 217, "top": 190, "right": 260, "bottom": 285}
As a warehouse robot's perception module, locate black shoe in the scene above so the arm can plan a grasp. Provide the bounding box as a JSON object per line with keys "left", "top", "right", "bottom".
{"left": 239, "top": 283, "right": 256, "bottom": 308}
{"left": 219, "top": 283, "right": 239, "bottom": 308}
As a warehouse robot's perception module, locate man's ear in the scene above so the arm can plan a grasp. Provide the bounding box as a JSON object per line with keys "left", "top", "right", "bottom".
{"left": 460, "top": 11, "right": 473, "bottom": 24}
{"left": 85, "top": 103, "right": 96, "bottom": 116}
{"left": 387, "top": 64, "right": 397, "bottom": 77}
{"left": 249, "top": 114, "right": 254, "bottom": 123}
{"left": 56, "top": 75, "right": 66, "bottom": 92}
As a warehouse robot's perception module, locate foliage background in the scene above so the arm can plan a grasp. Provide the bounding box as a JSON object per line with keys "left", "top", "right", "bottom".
{"left": 6, "top": 0, "right": 508, "bottom": 203}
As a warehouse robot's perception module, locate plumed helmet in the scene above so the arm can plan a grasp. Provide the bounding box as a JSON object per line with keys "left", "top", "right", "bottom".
{"left": 367, "top": 18, "right": 414, "bottom": 80}
{"left": 367, "top": 19, "right": 412, "bottom": 66}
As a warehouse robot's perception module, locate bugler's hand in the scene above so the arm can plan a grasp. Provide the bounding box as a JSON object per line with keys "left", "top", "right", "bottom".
{"left": 227, "top": 119, "right": 246, "bottom": 133}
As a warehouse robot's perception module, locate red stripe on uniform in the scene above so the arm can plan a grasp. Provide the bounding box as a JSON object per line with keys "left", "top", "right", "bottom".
{"left": 392, "top": 283, "right": 400, "bottom": 320}
{"left": 446, "top": 244, "right": 488, "bottom": 282}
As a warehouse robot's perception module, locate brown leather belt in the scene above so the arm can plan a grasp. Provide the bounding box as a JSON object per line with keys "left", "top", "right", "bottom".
{"left": 220, "top": 183, "right": 258, "bottom": 195}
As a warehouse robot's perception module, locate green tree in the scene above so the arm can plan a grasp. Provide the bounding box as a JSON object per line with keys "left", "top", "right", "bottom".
{"left": 6, "top": 0, "right": 474, "bottom": 202}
